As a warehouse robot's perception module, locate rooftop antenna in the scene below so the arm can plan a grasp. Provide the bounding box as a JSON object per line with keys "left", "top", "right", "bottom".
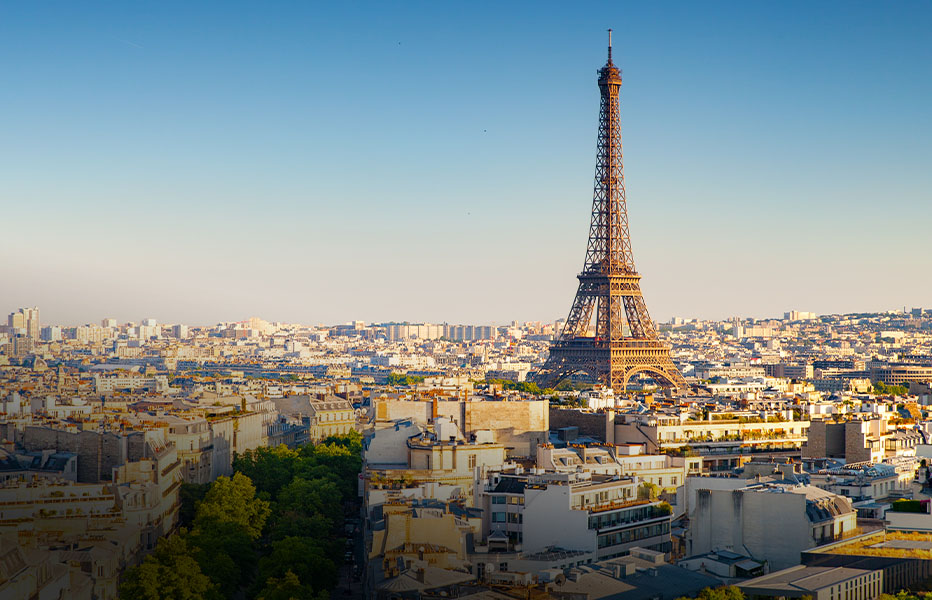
{"left": 608, "top": 28, "right": 613, "bottom": 62}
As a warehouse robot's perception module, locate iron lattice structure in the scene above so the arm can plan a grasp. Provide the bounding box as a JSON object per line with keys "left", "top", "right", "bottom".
{"left": 532, "top": 33, "right": 687, "bottom": 393}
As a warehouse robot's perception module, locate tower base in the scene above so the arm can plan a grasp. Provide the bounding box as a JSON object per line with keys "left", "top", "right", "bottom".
{"left": 531, "top": 338, "right": 687, "bottom": 392}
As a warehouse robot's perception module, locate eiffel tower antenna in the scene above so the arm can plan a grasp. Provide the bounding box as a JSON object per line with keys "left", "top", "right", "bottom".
{"left": 531, "top": 33, "right": 687, "bottom": 394}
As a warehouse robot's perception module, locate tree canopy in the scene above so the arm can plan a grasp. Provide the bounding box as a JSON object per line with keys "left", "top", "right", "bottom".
{"left": 121, "top": 432, "right": 363, "bottom": 600}
{"left": 195, "top": 472, "right": 270, "bottom": 539}
{"left": 119, "top": 534, "right": 218, "bottom": 600}
{"left": 387, "top": 372, "right": 425, "bottom": 386}
{"left": 873, "top": 381, "right": 909, "bottom": 396}
{"left": 676, "top": 586, "right": 746, "bottom": 600}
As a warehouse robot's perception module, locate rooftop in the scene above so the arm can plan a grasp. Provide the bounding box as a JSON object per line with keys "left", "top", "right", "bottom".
{"left": 740, "top": 565, "right": 876, "bottom": 593}
{"left": 812, "top": 530, "right": 932, "bottom": 559}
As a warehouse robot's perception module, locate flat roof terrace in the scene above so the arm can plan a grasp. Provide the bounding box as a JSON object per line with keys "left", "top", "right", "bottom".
{"left": 869, "top": 540, "right": 932, "bottom": 550}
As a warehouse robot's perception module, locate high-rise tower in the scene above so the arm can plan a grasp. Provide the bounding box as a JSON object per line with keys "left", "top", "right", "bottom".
{"left": 532, "top": 32, "right": 687, "bottom": 392}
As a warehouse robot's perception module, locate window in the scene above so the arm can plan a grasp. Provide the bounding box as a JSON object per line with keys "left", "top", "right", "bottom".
{"left": 492, "top": 512, "right": 506, "bottom": 523}
{"left": 492, "top": 496, "right": 506, "bottom": 504}
{"left": 468, "top": 455, "right": 477, "bottom": 469}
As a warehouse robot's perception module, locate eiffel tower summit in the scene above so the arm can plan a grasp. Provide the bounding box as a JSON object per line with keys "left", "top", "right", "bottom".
{"left": 532, "top": 31, "right": 687, "bottom": 394}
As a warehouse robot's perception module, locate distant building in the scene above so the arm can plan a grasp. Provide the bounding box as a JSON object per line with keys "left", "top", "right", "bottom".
{"left": 870, "top": 364, "right": 932, "bottom": 386}
{"left": 40, "top": 326, "right": 62, "bottom": 342}
{"left": 695, "top": 362, "right": 766, "bottom": 379}
{"left": 93, "top": 373, "right": 169, "bottom": 394}
{"left": 7, "top": 307, "right": 39, "bottom": 339}
{"left": 785, "top": 311, "right": 818, "bottom": 321}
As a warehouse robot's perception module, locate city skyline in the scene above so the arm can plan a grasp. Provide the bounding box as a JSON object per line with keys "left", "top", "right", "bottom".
{"left": 2, "top": 1, "right": 930, "bottom": 325}
{"left": 4, "top": 304, "right": 927, "bottom": 330}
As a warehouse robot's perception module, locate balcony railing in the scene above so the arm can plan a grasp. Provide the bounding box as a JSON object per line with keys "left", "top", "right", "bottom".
{"left": 584, "top": 497, "right": 652, "bottom": 514}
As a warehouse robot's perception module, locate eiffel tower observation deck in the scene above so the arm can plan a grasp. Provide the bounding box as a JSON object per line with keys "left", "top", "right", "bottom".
{"left": 532, "top": 31, "right": 687, "bottom": 393}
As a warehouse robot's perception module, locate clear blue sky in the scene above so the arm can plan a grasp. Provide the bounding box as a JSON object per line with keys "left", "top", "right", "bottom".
{"left": 1, "top": 1, "right": 930, "bottom": 326}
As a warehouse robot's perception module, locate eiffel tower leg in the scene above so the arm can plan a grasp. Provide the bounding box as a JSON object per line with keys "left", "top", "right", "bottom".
{"left": 562, "top": 282, "right": 598, "bottom": 339}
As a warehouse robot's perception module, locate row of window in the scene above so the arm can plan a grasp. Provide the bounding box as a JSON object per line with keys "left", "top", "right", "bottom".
{"left": 491, "top": 512, "right": 523, "bottom": 524}
{"left": 597, "top": 522, "right": 670, "bottom": 549}
{"left": 589, "top": 505, "right": 667, "bottom": 530}
{"left": 829, "top": 579, "right": 879, "bottom": 600}
{"left": 491, "top": 495, "right": 524, "bottom": 505}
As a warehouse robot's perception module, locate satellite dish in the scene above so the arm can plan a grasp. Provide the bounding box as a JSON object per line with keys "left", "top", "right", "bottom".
{"left": 555, "top": 574, "right": 566, "bottom": 585}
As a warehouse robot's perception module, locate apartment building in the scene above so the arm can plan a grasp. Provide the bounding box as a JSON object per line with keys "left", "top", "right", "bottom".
{"left": 536, "top": 443, "right": 698, "bottom": 513}
{"left": 478, "top": 469, "right": 672, "bottom": 560}
{"left": 809, "top": 462, "right": 904, "bottom": 503}
{"left": 804, "top": 418, "right": 923, "bottom": 463}
{"left": 371, "top": 396, "right": 548, "bottom": 457}
{"left": 608, "top": 412, "right": 809, "bottom": 453}
{"left": 363, "top": 418, "right": 507, "bottom": 507}
{"left": 93, "top": 373, "right": 169, "bottom": 394}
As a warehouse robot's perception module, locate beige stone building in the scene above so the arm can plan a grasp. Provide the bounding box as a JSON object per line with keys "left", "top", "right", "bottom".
{"left": 804, "top": 418, "right": 923, "bottom": 462}
{"left": 364, "top": 418, "right": 507, "bottom": 507}
{"left": 371, "top": 397, "right": 548, "bottom": 457}
{"left": 274, "top": 394, "right": 356, "bottom": 443}
{"left": 608, "top": 412, "right": 809, "bottom": 453}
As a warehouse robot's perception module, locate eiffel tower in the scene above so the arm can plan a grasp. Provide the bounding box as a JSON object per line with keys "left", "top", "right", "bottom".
{"left": 532, "top": 31, "right": 687, "bottom": 393}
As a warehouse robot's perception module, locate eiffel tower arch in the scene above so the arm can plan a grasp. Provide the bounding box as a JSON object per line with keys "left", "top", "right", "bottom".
{"left": 531, "top": 31, "right": 687, "bottom": 393}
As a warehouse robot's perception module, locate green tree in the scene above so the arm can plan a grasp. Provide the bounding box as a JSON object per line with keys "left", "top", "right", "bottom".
{"left": 269, "top": 476, "right": 342, "bottom": 540}
{"left": 387, "top": 373, "right": 425, "bottom": 386}
{"left": 187, "top": 518, "right": 257, "bottom": 596}
{"left": 235, "top": 445, "right": 301, "bottom": 498}
{"left": 195, "top": 472, "right": 270, "bottom": 539}
{"left": 120, "top": 534, "right": 218, "bottom": 600}
{"left": 321, "top": 430, "right": 363, "bottom": 452}
{"left": 676, "top": 586, "right": 745, "bottom": 600}
{"left": 257, "top": 570, "right": 327, "bottom": 600}
{"left": 485, "top": 378, "right": 543, "bottom": 394}
{"left": 256, "top": 537, "right": 338, "bottom": 596}
{"left": 306, "top": 438, "right": 363, "bottom": 499}
{"left": 639, "top": 482, "right": 660, "bottom": 501}
{"left": 179, "top": 482, "right": 210, "bottom": 528}
{"left": 878, "top": 593, "right": 932, "bottom": 600}
{"left": 873, "top": 381, "right": 909, "bottom": 396}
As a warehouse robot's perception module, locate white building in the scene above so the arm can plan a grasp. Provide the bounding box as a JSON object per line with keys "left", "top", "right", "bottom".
{"left": 690, "top": 481, "right": 857, "bottom": 570}
{"left": 478, "top": 468, "right": 672, "bottom": 560}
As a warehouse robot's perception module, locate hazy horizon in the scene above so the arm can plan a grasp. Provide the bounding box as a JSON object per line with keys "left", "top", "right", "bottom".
{"left": 4, "top": 305, "right": 925, "bottom": 329}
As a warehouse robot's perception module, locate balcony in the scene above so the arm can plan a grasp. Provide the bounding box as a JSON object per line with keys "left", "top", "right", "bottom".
{"left": 585, "top": 497, "right": 652, "bottom": 514}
